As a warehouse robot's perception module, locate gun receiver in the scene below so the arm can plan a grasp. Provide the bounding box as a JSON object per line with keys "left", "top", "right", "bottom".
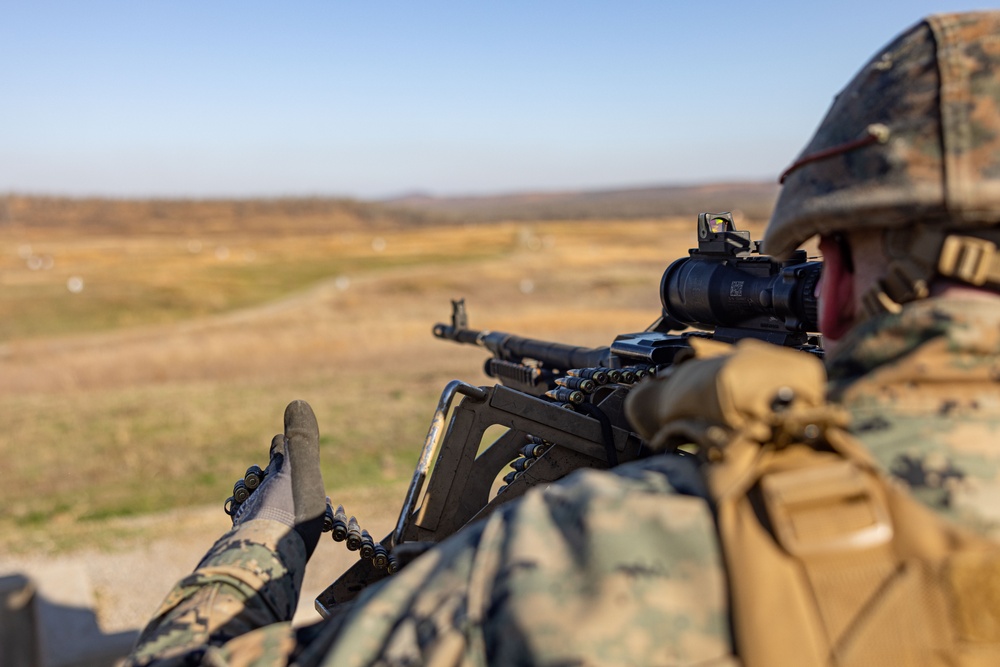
{"left": 315, "top": 212, "right": 821, "bottom": 616}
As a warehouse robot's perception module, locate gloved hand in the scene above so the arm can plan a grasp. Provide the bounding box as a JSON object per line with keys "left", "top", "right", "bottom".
{"left": 231, "top": 400, "right": 327, "bottom": 559}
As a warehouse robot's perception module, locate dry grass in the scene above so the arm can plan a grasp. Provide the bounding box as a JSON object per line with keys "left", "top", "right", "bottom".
{"left": 0, "top": 210, "right": 769, "bottom": 554}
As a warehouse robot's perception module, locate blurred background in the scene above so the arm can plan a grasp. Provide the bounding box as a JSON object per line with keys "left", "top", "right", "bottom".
{"left": 0, "top": 0, "right": 977, "bottom": 660}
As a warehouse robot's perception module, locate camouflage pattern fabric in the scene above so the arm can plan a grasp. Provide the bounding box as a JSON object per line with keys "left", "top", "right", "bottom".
{"left": 127, "top": 296, "right": 1000, "bottom": 666}
{"left": 126, "top": 519, "right": 305, "bottom": 666}
{"left": 828, "top": 296, "right": 1000, "bottom": 539}
{"left": 311, "top": 454, "right": 732, "bottom": 667}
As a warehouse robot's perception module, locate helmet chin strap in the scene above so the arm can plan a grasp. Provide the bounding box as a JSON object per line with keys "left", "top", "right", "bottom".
{"left": 858, "top": 226, "right": 1000, "bottom": 320}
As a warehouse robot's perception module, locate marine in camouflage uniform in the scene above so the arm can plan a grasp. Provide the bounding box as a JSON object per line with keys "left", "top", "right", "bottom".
{"left": 127, "top": 10, "right": 1000, "bottom": 666}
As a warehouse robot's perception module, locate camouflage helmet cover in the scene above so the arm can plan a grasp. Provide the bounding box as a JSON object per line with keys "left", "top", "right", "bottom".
{"left": 764, "top": 11, "right": 1000, "bottom": 259}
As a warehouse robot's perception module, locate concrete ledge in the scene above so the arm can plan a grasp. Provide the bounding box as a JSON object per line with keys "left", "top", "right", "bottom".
{"left": 0, "top": 566, "right": 137, "bottom": 667}
{"left": 1, "top": 574, "right": 39, "bottom": 667}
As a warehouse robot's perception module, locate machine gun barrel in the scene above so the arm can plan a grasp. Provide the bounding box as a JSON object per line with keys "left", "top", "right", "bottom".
{"left": 433, "top": 320, "right": 611, "bottom": 371}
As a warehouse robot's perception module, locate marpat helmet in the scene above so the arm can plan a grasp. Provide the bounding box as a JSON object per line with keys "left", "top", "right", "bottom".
{"left": 764, "top": 11, "right": 1000, "bottom": 312}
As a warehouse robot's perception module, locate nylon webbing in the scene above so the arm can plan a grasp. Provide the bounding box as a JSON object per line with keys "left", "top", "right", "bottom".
{"left": 859, "top": 228, "right": 1000, "bottom": 320}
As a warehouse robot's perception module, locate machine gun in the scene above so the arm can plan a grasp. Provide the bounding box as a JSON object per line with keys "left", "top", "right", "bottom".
{"left": 304, "top": 212, "right": 822, "bottom": 615}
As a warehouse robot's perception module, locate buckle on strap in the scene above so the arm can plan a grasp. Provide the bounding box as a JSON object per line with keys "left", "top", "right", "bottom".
{"left": 938, "top": 235, "right": 998, "bottom": 286}
{"left": 761, "top": 460, "right": 893, "bottom": 558}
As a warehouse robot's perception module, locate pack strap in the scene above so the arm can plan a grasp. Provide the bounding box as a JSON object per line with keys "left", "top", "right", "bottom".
{"left": 859, "top": 227, "right": 1000, "bottom": 319}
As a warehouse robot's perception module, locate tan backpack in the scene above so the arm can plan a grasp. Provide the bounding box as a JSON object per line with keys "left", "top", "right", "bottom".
{"left": 627, "top": 340, "right": 1000, "bottom": 666}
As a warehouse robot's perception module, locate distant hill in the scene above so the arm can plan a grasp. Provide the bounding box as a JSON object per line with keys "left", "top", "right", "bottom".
{"left": 0, "top": 195, "right": 407, "bottom": 236}
{"left": 381, "top": 181, "right": 780, "bottom": 223}
{"left": 0, "top": 181, "right": 780, "bottom": 235}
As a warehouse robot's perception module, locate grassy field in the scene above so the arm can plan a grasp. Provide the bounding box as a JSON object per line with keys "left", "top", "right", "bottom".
{"left": 0, "top": 199, "right": 769, "bottom": 554}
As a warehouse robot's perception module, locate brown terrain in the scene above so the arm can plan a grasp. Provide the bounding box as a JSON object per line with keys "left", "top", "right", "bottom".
{"left": 0, "top": 186, "right": 776, "bottom": 655}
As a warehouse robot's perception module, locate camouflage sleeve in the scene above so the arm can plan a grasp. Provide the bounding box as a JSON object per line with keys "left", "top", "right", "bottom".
{"left": 125, "top": 519, "right": 306, "bottom": 667}
{"left": 306, "top": 455, "right": 735, "bottom": 666}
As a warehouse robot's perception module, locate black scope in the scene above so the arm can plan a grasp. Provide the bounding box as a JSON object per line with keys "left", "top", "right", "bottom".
{"left": 660, "top": 213, "right": 820, "bottom": 342}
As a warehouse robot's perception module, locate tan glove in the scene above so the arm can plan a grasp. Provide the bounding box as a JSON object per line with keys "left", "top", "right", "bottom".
{"left": 625, "top": 338, "right": 829, "bottom": 452}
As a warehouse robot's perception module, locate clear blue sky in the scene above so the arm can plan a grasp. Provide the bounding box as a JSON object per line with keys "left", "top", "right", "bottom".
{"left": 0, "top": 1, "right": 988, "bottom": 199}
